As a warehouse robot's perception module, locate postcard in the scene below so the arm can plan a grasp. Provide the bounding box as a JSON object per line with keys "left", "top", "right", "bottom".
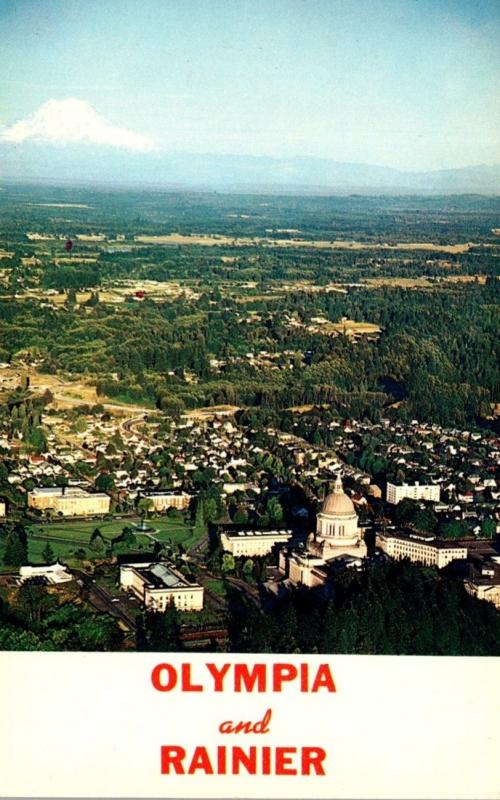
{"left": 0, "top": 1, "right": 499, "bottom": 798}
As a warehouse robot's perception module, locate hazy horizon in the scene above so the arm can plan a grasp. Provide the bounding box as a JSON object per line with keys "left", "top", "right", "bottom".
{"left": 1, "top": 0, "right": 499, "bottom": 182}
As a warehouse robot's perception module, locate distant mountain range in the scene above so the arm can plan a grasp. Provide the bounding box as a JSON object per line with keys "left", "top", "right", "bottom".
{"left": 1, "top": 142, "right": 499, "bottom": 194}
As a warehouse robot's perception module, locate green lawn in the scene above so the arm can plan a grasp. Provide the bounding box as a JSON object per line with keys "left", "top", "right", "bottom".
{"left": 28, "top": 537, "right": 81, "bottom": 564}
{"left": 28, "top": 519, "right": 138, "bottom": 542}
{"left": 0, "top": 516, "right": 205, "bottom": 570}
{"left": 206, "top": 578, "right": 227, "bottom": 597}
{"left": 23, "top": 515, "right": 204, "bottom": 565}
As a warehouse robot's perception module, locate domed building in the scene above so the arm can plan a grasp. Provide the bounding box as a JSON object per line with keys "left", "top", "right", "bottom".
{"left": 279, "top": 474, "right": 367, "bottom": 588}
{"left": 308, "top": 474, "right": 366, "bottom": 559}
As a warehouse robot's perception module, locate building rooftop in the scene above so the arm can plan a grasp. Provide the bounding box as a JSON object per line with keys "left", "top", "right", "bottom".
{"left": 224, "top": 528, "right": 292, "bottom": 539}
{"left": 130, "top": 561, "right": 196, "bottom": 590}
{"left": 380, "top": 529, "right": 468, "bottom": 550}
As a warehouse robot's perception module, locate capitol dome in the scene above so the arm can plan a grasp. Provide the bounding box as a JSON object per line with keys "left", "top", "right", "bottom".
{"left": 321, "top": 474, "right": 355, "bottom": 517}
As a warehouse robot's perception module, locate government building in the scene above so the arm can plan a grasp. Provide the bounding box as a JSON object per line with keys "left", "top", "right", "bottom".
{"left": 376, "top": 529, "right": 467, "bottom": 569}
{"left": 141, "top": 491, "right": 192, "bottom": 512}
{"left": 28, "top": 486, "right": 110, "bottom": 517}
{"left": 220, "top": 527, "right": 293, "bottom": 557}
{"left": 279, "top": 475, "right": 367, "bottom": 588}
{"left": 120, "top": 560, "right": 204, "bottom": 612}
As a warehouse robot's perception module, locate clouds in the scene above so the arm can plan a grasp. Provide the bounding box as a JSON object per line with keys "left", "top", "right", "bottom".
{"left": 0, "top": 98, "right": 157, "bottom": 152}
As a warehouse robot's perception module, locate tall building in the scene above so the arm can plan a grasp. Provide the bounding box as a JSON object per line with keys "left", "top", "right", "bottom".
{"left": 279, "top": 475, "right": 367, "bottom": 588}
{"left": 386, "top": 482, "right": 440, "bottom": 505}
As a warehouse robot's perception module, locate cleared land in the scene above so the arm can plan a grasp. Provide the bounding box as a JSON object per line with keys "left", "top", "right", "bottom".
{"left": 324, "top": 320, "right": 380, "bottom": 335}
{"left": 0, "top": 366, "right": 152, "bottom": 415}
{"left": 134, "top": 233, "right": 477, "bottom": 253}
{"left": 185, "top": 404, "right": 240, "bottom": 419}
{"left": 365, "top": 275, "right": 487, "bottom": 288}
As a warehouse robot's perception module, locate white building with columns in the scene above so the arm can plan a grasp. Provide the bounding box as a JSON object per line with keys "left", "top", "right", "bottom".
{"left": 279, "top": 474, "right": 367, "bottom": 588}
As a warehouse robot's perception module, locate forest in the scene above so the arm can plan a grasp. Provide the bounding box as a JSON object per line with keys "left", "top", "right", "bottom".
{"left": 0, "top": 185, "right": 499, "bottom": 427}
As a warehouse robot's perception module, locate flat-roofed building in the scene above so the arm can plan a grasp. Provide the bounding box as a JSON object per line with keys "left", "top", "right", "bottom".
{"left": 220, "top": 528, "right": 293, "bottom": 557}
{"left": 386, "top": 482, "right": 440, "bottom": 505}
{"left": 141, "top": 491, "right": 192, "bottom": 512}
{"left": 28, "top": 486, "right": 110, "bottom": 517}
{"left": 120, "top": 560, "right": 203, "bottom": 612}
{"left": 19, "top": 562, "right": 73, "bottom": 585}
{"left": 376, "top": 529, "right": 467, "bottom": 569}
{"left": 0, "top": 500, "right": 5, "bottom": 518}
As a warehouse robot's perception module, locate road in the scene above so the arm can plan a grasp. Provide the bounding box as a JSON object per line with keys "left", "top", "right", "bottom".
{"left": 120, "top": 414, "right": 148, "bottom": 439}
{"left": 187, "top": 533, "right": 209, "bottom": 558}
{"left": 225, "top": 575, "right": 263, "bottom": 610}
{"left": 71, "top": 568, "right": 136, "bottom": 632}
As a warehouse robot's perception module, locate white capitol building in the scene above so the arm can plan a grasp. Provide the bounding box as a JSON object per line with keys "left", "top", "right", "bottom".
{"left": 279, "top": 474, "right": 367, "bottom": 588}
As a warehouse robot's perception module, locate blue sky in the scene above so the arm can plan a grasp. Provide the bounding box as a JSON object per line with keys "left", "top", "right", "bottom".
{"left": 1, "top": 0, "right": 499, "bottom": 170}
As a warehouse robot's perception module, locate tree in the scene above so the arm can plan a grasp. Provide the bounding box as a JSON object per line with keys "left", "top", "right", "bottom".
{"left": 440, "top": 519, "right": 468, "bottom": 539}
{"left": 4, "top": 527, "right": 28, "bottom": 566}
{"left": 137, "top": 497, "right": 154, "bottom": 517}
{"left": 203, "top": 497, "right": 218, "bottom": 522}
{"left": 95, "top": 472, "right": 114, "bottom": 493}
{"left": 266, "top": 497, "right": 284, "bottom": 525}
{"left": 18, "top": 584, "right": 55, "bottom": 625}
{"left": 242, "top": 558, "right": 254, "bottom": 580}
{"left": 42, "top": 542, "right": 56, "bottom": 563}
{"left": 193, "top": 499, "right": 206, "bottom": 534}
{"left": 145, "top": 603, "right": 183, "bottom": 651}
{"left": 233, "top": 506, "right": 249, "bottom": 524}
{"left": 481, "top": 517, "right": 496, "bottom": 539}
{"left": 89, "top": 529, "right": 106, "bottom": 554}
{"left": 222, "top": 553, "right": 235, "bottom": 574}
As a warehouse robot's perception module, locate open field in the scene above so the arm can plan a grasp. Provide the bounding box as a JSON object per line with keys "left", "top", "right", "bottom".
{"left": 54, "top": 257, "right": 98, "bottom": 264}
{"left": 134, "top": 233, "right": 478, "bottom": 253}
{"left": 365, "top": 275, "right": 487, "bottom": 288}
{"left": 324, "top": 319, "right": 381, "bottom": 335}
{"left": 185, "top": 404, "right": 240, "bottom": 419}
{"left": 26, "top": 203, "right": 92, "bottom": 209}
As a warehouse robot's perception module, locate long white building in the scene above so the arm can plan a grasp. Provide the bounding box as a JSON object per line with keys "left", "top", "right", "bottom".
{"left": 220, "top": 528, "right": 293, "bottom": 557}
{"left": 386, "top": 482, "right": 440, "bottom": 505}
{"left": 376, "top": 529, "right": 467, "bottom": 569}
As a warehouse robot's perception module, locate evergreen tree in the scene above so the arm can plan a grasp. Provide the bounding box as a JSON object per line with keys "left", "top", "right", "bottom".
{"left": 42, "top": 542, "right": 55, "bottom": 563}
{"left": 145, "top": 603, "right": 183, "bottom": 651}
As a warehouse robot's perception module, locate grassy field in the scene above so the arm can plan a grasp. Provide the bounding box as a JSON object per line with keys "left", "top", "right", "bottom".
{"left": 25, "top": 515, "right": 202, "bottom": 564}
{"left": 26, "top": 531, "right": 154, "bottom": 565}
{"left": 327, "top": 319, "right": 381, "bottom": 335}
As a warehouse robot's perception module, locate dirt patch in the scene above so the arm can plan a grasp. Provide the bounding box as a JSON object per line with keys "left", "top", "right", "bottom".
{"left": 185, "top": 405, "right": 240, "bottom": 419}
